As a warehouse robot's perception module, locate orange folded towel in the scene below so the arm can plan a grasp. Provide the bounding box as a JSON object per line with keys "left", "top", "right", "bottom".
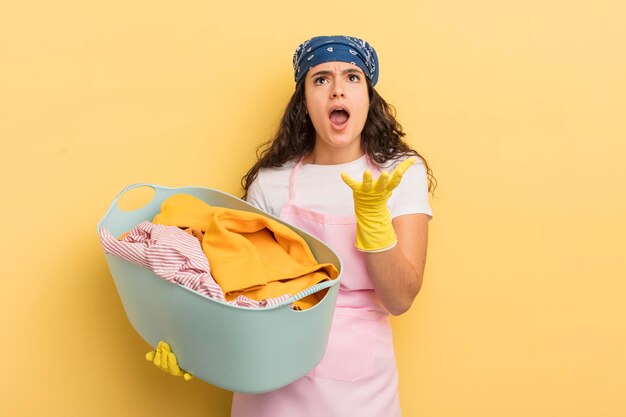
{"left": 153, "top": 194, "right": 339, "bottom": 309}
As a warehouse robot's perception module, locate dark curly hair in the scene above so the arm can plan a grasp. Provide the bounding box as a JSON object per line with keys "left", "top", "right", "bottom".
{"left": 241, "top": 78, "right": 436, "bottom": 199}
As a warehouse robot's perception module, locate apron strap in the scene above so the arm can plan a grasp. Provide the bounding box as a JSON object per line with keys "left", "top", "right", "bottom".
{"left": 287, "top": 158, "right": 304, "bottom": 201}
{"left": 365, "top": 156, "right": 379, "bottom": 173}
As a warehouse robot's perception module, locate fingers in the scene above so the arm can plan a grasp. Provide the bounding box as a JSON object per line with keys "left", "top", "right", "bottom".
{"left": 395, "top": 157, "right": 416, "bottom": 177}
{"left": 342, "top": 158, "right": 416, "bottom": 194}
{"left": 153, "top": 347, "right": 162, "bottom": 368}
{"left": 154, "top": 341, "right": 171, "bottom": 370}
{"left": 374, "top": 171, "right": 389, "bottom": 192}
{"left": 341, "top": 170, "right": 373, "bottom": 192}
{"left": 361, "top": 170, "right": 373, "bottom": 192}
{"left": 147, "top": 341, "right": 192, "bottom": 380}
{"left": 167, "top": 352, "right": 182, "bottom": 375}
{"left": 387, "top": 158, "right": 416, "bottom": 191}
{"left": 340, "top": 172, "right": 359, "bottom": 190}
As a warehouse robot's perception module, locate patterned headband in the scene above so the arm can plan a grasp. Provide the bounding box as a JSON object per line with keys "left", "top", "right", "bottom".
{"left": 292, "top": 35, "right": 379, "bottom": 86}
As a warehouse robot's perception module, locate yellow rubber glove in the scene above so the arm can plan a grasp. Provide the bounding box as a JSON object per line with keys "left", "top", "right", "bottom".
{"left": 145, "top": 341, "right": 193, "bottom": 381}
{"left": 341, "top": 158, "right": 416, "bottom": 252}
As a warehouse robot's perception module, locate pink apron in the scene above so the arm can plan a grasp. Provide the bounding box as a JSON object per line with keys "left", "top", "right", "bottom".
{"left": 231, "top": 159, "right": 402, "bottom": 417}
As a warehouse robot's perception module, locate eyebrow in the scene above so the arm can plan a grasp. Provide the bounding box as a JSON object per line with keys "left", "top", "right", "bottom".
{"left": 309, "top": 68, "right": 364, "bottom": 78}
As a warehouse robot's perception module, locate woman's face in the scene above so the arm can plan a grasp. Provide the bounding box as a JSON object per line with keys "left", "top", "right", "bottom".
{"left": 304, "top": 61, "right": 370, "bottom": 161}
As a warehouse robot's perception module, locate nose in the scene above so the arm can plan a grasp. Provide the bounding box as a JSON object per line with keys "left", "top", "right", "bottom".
{"left": 331, "top": 80, "right": 345, "bottom": 98}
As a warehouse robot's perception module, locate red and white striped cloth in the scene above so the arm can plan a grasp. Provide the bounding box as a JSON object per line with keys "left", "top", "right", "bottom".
{"left": 99, "top": 221, "right": 291, "bottom": 308}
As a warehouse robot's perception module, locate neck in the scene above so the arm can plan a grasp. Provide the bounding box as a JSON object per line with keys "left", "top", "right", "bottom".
{"left": 304, "top": 143, "right": 364, "bottom": 165}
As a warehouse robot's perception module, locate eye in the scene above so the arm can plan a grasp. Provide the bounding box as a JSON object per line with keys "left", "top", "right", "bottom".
{"left": 348, "top": 74, "right": 361, "bottom": 82}
{"left": 313, "top": 76, "right": 328, "bottom": 85}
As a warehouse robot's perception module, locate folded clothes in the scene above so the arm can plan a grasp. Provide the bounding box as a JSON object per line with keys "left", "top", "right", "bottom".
{"left": 153, "top": 193, "right": 339, "bottom": 310}
{"left": 99, "top": 221, "right": 291, "bottom": 308}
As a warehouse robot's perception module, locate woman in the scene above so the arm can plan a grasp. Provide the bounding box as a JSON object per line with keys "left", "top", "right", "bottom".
{"left": 232, "top": 35, "right": 434, "bottom": 417}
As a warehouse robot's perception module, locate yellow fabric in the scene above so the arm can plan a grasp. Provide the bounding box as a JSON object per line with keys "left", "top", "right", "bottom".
{"left": 153, "top": 194, "right": 339, "bottom": 310}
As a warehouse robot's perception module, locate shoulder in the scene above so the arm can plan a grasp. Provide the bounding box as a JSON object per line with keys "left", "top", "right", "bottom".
{"left": 377, "top": 154, "right": 430, "bottom": 187}
{"left": 245, "top": 160, "right": 295, "bottom": 216}
{"left": 257, "top": 160, "right": 296, "bottom": 184}
{"left": 376, "top": 154, "right": 433, "bottom": 218}
{"left": 377, "top": 153, "right": 426, "bottom": 171}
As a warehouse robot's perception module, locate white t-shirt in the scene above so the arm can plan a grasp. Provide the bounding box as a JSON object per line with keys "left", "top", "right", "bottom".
{"left": 246, "top": 154, "right": 432, "bottom": 219}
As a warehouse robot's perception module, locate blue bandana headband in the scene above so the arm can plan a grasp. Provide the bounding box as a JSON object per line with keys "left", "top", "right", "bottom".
{"left": 293, "top": 35, "right": 379, "bottom": 86}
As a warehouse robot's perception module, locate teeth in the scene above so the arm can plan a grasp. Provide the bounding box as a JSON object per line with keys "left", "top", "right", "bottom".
{"left": 330, "top": 107, "right": 349, "bottom": 116}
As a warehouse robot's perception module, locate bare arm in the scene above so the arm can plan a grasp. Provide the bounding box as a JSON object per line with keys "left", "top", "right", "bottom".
{"left": 365, "top": 213, "right": 429, "bottom": 316}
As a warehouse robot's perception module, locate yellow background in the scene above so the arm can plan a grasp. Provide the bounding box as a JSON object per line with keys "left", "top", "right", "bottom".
{"left": 1, "top": 0, "right": 625, "bottom": 416}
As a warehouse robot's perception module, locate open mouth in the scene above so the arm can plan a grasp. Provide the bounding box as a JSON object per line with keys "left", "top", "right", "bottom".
{"left": 329, "top": 108, "right": 350, "bottom": 128}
